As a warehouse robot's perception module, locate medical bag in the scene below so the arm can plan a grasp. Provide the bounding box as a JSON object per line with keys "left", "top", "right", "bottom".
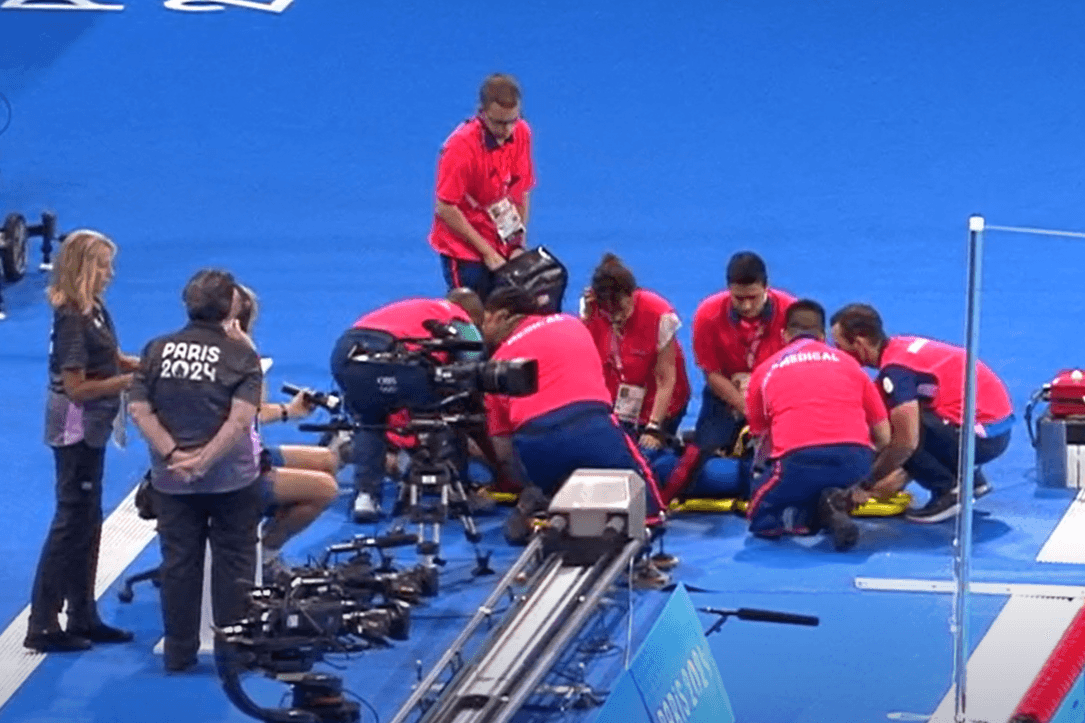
{"left": 1026, "top": 370, "right": 1085, "bottom": 488}
{"left": 1048, "top": 369, "right": 1085, "bottom": 417}
{"left": 494, "top": 246, "right": 568, "bottom": 314}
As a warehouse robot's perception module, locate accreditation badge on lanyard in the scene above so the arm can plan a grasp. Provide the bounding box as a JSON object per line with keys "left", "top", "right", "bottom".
{"left": 487, "top": 197, "right": 525, "bottom": 243}
{"left": 614, "top": 384, "right": 646, "bottom": 423}
{"left": 607, "top": 328, "right": 646, "bottom": 422}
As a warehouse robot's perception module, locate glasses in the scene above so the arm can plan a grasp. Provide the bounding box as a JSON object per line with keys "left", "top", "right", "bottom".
{"left": 482, "top": 113, "right": 520, "bottom": 129}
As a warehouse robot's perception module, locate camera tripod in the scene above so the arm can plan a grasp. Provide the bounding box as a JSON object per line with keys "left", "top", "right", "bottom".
{"left": 393, "top": 413, "right": 495, "bottom": 593}
{"left": 300, "top": 411, "right": 496, "bottom": 598}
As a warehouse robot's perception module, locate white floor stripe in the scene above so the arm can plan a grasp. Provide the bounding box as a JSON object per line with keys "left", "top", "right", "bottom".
{"left": 1038, "top": 489, "right": 1085, "bottom": 564}
{"left": 855, "top": 577, "right": 1085, "bottom": 599}
{"left": 858, "top": 488, "right": 1085, "bottom": 722}
{"left": 0, "top": 484, "right": 157, "bottom": 711}
{"left": 927, "top": 595, "right": 1085, "bottom": 723}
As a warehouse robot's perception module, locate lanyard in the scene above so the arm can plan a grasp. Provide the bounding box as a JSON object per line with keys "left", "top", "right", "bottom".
{"left": 741, "top": 319, "right": 768, "bottom": 370}
{"left": 607, "top": 324, "right": 626, "bottom": 381}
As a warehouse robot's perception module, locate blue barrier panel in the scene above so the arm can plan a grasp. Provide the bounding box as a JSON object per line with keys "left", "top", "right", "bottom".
{"left": 595, "top": 584, "right": 734, "bottom": 723}
{"left": 595, "top": 669, "right": 654, "bottom": 723}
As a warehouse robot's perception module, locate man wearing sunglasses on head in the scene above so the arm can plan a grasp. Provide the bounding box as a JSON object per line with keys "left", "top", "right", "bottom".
{"left": 429, "top": 73, "right": 536, "bottom": 301}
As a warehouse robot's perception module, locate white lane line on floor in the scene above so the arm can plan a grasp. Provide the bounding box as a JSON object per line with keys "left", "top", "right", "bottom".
{"left": 1038, "top": 489, "right": 1085, "bottom": 564}
{"left": 861, "top": 488, "right": 1085, "bottom": 723}
{"left": 0, "top": 484, "right": 156, "bottom": 712}
{"left": 854, "top": 577, "right": 1085, "bottom": 599}
{"left": 926, "top": 595, "right": 1085, "bottom": 723}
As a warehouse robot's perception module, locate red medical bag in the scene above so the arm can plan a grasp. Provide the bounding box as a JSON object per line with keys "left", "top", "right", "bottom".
{"left": 1048, "top": 369, "right": 1085, "bottom": 417}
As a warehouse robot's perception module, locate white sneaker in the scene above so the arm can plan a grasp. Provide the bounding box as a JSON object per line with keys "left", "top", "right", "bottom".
{"left": 352, "top": 492, "right": 380, "bottom": 523}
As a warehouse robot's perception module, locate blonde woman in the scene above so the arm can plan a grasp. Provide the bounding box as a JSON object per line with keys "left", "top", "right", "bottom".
{"left": 25, "top": 230, "right": 137, "bottom": 653}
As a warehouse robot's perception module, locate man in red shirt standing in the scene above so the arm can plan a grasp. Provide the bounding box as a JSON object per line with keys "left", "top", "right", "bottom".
{"left": 745, "top": 300, "right": 889, "bottom": 551}
{"left": 481, "top": 286, "right": 664, "bottom": 543}
{"left": 661, "top": 251, "right": 796, "bottom": 502}
{"left": 830, "top": 303, "right": 1014, "bottom": 524}
{"left": 429, "top": 74, "right": 536, "bottom": 301}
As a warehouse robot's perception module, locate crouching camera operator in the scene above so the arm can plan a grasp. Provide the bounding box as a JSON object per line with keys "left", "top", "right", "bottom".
{"left": 481, "top": 286, "right": 667, "bottom": 544}
{"left": 129, "top": 269, "right": 265, "bottom": 673}
{"left": 330, "top": 289, "right": 486, "bottom": 522}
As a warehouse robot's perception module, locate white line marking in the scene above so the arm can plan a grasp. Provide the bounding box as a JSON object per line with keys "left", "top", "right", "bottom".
{"left": 858, "top": 488, "right": 1085, "bottom": 723}
{"left": 926, "top": 595, "right": 1085, "bottom": 723}
{"left": 0, "top": 484, "right": 156, "bottom": 712}
{"left": 1038, "top": 489, "right": 1085, "bottom": 564}
{"left": 855, "top": 577, "right": 1085, "bottom": 599}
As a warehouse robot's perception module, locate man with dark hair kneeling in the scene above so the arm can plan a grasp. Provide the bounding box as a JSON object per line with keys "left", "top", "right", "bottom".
{"left": 830, "top": 303, "right": 1013, "bottom": 523}
{"left": 745, "top": 300, "right": 890, "bottom": 551}
{"left": 480, "top": 286, "right": 666, "bottom": 545}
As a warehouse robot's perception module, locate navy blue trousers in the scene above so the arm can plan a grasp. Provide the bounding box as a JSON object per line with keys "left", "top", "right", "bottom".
{"left": 441, "top": 255, "right": 497, "bottom": 301}
{"left": 330, "top": 328, "right": 439, "bottom": 495}
{"left": 513, "top": 402, "right": 663, "bottom": 514}
{"left": 905, "top": 409, "right": 1013, "bottom": 494}
{"left": 748, "top": 444, "right": 873, "bottom": 537}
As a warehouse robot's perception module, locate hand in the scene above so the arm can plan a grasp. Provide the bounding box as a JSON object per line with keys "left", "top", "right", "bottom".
{"left": 224, "top": 319, "right": 256, "bottom": 349}
{"left": 850, "top": 487, "right": 872, "bottom": 506}
{"left": 638, "top": 432, "right": 663, "bottom": 451}
{"left": 285, "top": 391, "right": 314, "bottom": 419}
{"left": 167, "top": 448, "right": 204, "bottom": 484}
{"left": 580, "top": 288, "right": 596, "bottom": 320}
{"left": 509, "top": 245, "right": 525, "bottom": 258}
{"left": 119, "top": 372, "right": 134, "bottom": 390}
{"left": 731, "top": 373, "right": 751, "bottom": 395}
{"left": 483, "top": 251, "right": 507, "bottom": 271}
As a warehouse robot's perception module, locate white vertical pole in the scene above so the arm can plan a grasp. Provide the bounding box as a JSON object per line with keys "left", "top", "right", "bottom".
{"left": 953, "top": 214, "right": 985, "bottom": 721}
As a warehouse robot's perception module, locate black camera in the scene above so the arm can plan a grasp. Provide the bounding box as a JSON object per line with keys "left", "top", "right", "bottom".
{"left": 432, "top": 357, "right": 538, "bottom": 398}
{"left": 216, "top": 533, "right": 423, "bottom": 723}
{"left": 414, "top": 318, "right": 538, "bottom": 400}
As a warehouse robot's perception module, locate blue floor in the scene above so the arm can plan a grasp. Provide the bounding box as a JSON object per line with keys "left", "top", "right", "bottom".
{"left": 2, "top": 2, "right": 1085, "bottom": 721}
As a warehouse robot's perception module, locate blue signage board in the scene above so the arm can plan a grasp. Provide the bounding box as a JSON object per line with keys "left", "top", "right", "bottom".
{"left": 595, "top": 585, "right": 734, "bottom": 723}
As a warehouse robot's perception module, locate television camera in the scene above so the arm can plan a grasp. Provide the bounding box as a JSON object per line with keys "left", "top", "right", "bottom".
{"left": 298, "top": 321, "right": 538, "bottom": 592}
{"left": 216, "top": 531, "right": 426, "bottom": 723}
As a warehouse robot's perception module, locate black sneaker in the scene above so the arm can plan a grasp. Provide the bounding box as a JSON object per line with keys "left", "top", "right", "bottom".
{"left": 907, "top": 480, "right": 991, "bottom": 524}
{"left": 818, "top": 488, "right": 859, "bottom": 551}
{"left": 24, "top": 630, "right": 92, "bottom": 653}
{"left": 905, "top": 489, "right": 959, "bottom": 523}
{"left": 503, "top": 486, "right": 548, "bottom": 545}
{"left": 67, "top": 623, "right": 133, "bottom": 644}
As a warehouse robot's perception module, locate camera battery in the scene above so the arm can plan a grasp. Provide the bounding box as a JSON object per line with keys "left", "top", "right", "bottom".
{"left": 1036, "top": 414, "right": 1085, "bottom": 488}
